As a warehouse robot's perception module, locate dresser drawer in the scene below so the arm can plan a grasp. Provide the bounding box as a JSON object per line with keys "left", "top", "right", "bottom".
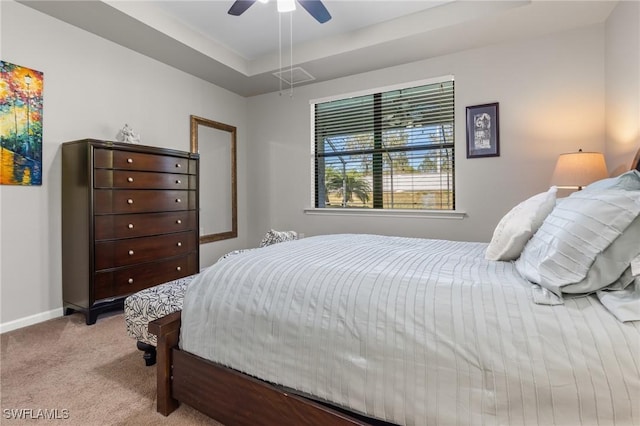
{"left": 94, "top": 189, "right": 196, "bottom": 214}
{"left": 95, "top": 231, "right": 196, "bottom": 270}
{"left": 94, "top": 148, "right": 195, "bottom": 174}
{"left": 95, "top": 211, "right": 196, "bottom": 240}
{"left": 94, "top": 169, "right": 195, "bottom": 190}
{"left": 63, "top": 139, "right": 199, "bottom": 325}
{"left": 94, "top": 253, "right": 198, "bottom": 301}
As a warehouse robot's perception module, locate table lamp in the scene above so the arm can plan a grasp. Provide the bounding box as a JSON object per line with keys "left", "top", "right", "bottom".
{"left": 551, "top": 149, "right": 608, "bottom": 190}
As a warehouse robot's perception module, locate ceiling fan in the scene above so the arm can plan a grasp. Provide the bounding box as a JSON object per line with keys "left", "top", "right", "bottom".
{"left": 228, "top": 0, "right": 332, "bottom": 24}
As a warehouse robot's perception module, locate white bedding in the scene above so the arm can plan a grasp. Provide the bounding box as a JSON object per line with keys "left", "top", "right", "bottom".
{"left": 180, "top": 234, "right": 640, "bottom": 426}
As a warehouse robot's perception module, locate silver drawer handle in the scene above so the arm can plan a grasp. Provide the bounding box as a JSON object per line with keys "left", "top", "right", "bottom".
{"left": 175, "top": 163, "right": 181, "bottom": 168}
{"left": 176, "top": 266, "right": 182, "bottom": 271}
{"left": 128, "top": 250, "right": 134, "bottom": 256}
{"left": 128, "top": 278, "right": 134, "bottom": 284}
{"left": 127, "top": 199, "right": 134, "bottom": 204}
{"left": 127, "top": 177, "right": 134, "bottom": 183}
{"left": 175, "top": 198, "right": 181, "bottom": 203}
{"left": 127, "top": 158, "right": 133, "bottom": 164}
{"left": 176, "top": 179, "right": 181, "bottom": 184}
{"left": 177, "top": 242, "right": 182, "bottom": 247}
{"left": 128, "top": 223, "right": 134, "bottom": 229}
{"left": 176, "top": 219, "right": 182, "bottom": 224}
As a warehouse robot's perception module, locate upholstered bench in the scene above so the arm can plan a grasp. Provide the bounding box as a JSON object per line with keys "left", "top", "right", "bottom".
{"left": 124, "top": 229, "right": 298, "bottom": 366}
{"left": 123, "top": 249, "right": 255, "bottom": 365}
{"left": 124, "top": 275, "right": 197, "bottom": 366}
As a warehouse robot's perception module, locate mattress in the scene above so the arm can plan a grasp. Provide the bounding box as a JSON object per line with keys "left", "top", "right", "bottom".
{"left": 180, "top": 234, "right": 640, "bottom": 425}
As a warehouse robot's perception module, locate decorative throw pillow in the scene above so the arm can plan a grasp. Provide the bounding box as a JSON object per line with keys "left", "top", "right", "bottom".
{"left": 485, "top": 187, "right": 557, "bottom": 261}
{"left": 515, "top": 189, "right": 640, "bottom": 297}
{"left": 259, "top": 229, "right": 298, "bottom": 247}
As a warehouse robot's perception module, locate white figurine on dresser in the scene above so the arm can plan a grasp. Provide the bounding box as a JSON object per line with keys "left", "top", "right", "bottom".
{"left": 116, "top": 124, "right": 141, "bottom": 144}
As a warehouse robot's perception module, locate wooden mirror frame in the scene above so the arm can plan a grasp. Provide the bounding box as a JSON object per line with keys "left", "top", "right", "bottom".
{"left": 190, "top": 115, "right": 237, "bottom": 243}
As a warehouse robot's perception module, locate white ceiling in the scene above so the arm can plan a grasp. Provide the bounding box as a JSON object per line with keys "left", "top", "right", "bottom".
{"left": 154, "top": 0, "right": 455, "bottom": 60}
{"left": 18, "top": 0, "right": 617, "bottom": 97}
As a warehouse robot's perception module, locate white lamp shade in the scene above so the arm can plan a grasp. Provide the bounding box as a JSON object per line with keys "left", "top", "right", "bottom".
{"left": 551, "top": 150, "right": 608, "bottom": 189}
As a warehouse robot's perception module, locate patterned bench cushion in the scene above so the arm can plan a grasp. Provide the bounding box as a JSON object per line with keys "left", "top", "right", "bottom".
{"left": 124, "top": 275, "right": 196, "bottom": 346}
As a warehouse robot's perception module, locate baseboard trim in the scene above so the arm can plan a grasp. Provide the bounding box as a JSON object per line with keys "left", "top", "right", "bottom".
{"left": 0, "top": 308, "right": 64, "bottom": 334}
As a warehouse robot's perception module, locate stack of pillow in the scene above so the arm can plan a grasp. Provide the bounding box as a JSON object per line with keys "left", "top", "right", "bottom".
{"left": 486, "top": 170, "right": 640, "bottom": 321}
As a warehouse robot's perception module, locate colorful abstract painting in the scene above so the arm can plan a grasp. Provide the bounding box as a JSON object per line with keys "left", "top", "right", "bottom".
{"left": 1, "top": 61, "right": 44, "bottom": 185}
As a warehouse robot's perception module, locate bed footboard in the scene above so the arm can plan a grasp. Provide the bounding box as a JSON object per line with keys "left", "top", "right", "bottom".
{"left": 148, "top": 310, "right": 384, "bottom": 425}
{"left": 171, "top": 349, "right": 373, "bottom": 425}
{"left": 148, "top": 311, "right": 181, "bottom": 416}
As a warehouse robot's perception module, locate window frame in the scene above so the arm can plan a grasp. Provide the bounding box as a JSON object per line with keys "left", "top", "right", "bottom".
{"left": 309, "top": 75, "right": 461, "bottom": 216}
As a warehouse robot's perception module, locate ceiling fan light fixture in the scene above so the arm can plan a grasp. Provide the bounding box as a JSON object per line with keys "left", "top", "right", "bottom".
{"left": 228, "top": 0, "right": 331, "bottom": 23}
{"left": 277, "top": 0, "right": 296, "bottom": 13}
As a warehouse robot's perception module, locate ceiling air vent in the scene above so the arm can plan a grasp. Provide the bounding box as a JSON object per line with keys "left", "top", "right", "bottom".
{"left": 272, "top": 67, "right": 315, "bottom": 85}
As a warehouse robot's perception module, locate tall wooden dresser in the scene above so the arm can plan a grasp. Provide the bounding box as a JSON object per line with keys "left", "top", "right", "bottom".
{"left": 62, "top": 139, "right": 199, "bottom": 324}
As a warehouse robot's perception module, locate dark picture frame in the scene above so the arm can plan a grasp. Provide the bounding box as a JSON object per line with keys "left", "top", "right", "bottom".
{"left": 466, "top": 102, "right": 499, "bottom": 158}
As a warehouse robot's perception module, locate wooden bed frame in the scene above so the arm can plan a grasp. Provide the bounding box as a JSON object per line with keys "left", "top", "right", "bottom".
{"left": 149, "top": 146, "right": 640, "bottom": 426}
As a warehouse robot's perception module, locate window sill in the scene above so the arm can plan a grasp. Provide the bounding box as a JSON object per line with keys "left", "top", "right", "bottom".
{"left": 303, "top": 208, "right": 466, "bottom": 220}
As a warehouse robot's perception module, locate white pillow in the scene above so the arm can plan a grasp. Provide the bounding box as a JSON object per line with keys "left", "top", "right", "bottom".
{"left": 597, "top": 274, "right": 640, "bottom": 322}
{"left": 485, "top": 187, "right": 557, "bottom": 261}
{"left": 515, "top": 189, "right": 640, "bottom": 297}
{"left": 584, "top": 170, "right": 640, "bottom": 191}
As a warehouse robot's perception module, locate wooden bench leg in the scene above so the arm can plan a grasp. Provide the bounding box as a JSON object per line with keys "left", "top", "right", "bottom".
{"left": 136, "top": 341, "right": 157, "bottom": 366}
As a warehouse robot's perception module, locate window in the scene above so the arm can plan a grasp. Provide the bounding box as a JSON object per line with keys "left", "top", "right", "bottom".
{"left": 312, "top": 78, "right": 454, "bottom": 211}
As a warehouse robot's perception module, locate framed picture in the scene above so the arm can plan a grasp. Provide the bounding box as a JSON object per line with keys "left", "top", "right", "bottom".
{"left": 1, "top": 61, "right": 44, "bottom": 185}
{"left": 466, "top": 102, "right": 499, "bottom": 158}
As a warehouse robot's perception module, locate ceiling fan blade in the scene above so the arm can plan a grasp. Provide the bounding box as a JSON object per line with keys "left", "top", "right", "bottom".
{"left": 297, "top": 0, "right": 331, "bottom": 23}
{"left": 228, "top": 0, "right": 257, "bottom": 16}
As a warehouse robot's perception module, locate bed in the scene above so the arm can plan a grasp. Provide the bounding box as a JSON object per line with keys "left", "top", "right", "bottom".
{"left": 150, "top": 149, "right": 640, "bottom": 426}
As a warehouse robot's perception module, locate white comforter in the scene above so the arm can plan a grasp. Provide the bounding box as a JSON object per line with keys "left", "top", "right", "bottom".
{"left": 180, "top": 234, "right": 640, "bottom": 425}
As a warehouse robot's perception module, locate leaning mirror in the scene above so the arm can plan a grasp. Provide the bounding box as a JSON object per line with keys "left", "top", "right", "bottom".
{"left": 190, "top": 115, "right": 237, "bottom": 243}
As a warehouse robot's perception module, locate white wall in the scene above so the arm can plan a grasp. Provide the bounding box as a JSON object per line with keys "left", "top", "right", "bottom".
{"left": 246, "top": 25, "right": 606, "bottom": 246}
{"left": 0, "top": 1, "right": 249, "bottom": 330}
{"left": 605, "top": 0, "right": 640, "bottom": 175}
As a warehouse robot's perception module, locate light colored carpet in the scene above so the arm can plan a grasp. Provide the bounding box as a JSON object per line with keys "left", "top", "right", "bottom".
{"left": 1, "top": 312, "right": 222, "bottom": 425}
